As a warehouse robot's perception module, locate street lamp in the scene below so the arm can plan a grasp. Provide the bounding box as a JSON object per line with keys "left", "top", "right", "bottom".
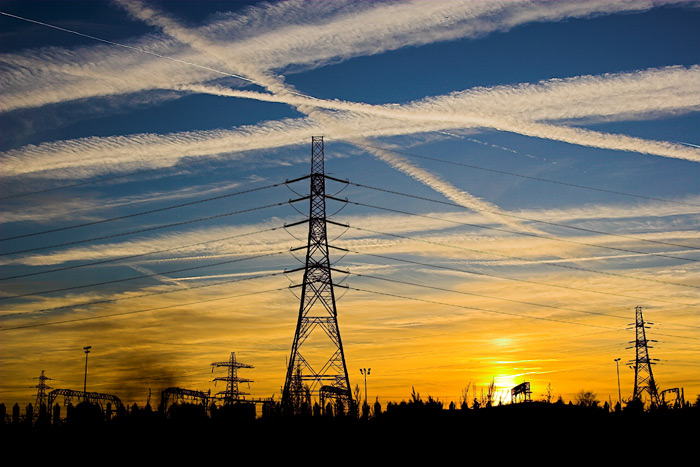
{"left": 359, "top": 368, "right": 371, "bottom": 406}
{"left": 614, "top": 358, "right": 622, "bottom": 407}
{"left": 83, "top": 346, "right": 91, "bottom": 402}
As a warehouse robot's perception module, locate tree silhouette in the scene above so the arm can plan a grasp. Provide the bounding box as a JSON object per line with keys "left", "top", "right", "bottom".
{"left": 373, "top": 397, "right": 382, "bottom": 417}
{"left": 575, "top": 390, "right": 599, "bottom": 408}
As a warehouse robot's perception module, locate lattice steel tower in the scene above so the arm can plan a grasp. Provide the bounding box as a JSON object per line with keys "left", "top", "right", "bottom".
{"left": 33, "top": 370, "right": 52, "bottom": 417}
{"left": 629, "top": 306, "right": 659, "bottom": 405}
{"left": 282, "top": 136, "right": 353, "bottom": 413}
{"left": 211, "top": 352, "right": 253, "bottom": 404}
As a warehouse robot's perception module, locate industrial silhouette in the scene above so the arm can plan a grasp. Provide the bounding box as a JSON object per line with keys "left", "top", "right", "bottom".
{"left": 1, "top": 140, "right": 696, "bottom": 451}
{"left": 211, "top": 352, "right": 253, "bottom": 403}
{"left": 630, "top": 305, "right": 659, "bottom": 405}
{"left": 282, "top": 136, "right": 353, "bottom": 414}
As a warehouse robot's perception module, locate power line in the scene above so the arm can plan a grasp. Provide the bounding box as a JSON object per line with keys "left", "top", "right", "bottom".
{"left": 0, "top": 201, "right": 287, "bottom": 256}
{"left": 335, "top": 183, "right": 699, "bottom": 252}
{"left": 1, "top": 226, "right": 284, "bottom": 280}
{"left": 2, "top": 269, "right": 286, "bottom": 319}
{"left": 332, "top": 196, "right": 699, "bottom": 263}
{"left": 344, "top": 224, "right": 698, "bottom": 289}
{"left": 0, "top": 251, "right": 283, "bottom": 300}
{"left": 346, "top": 271, "right": 700, "bottom": 330}
{"left": 342, "top": 249, "right": 696, "bottom": 307}
{"left": 350, "top": 140, "right": 700, "bottom": 208}
{"left": 0, "top": 182, "right": 284, "bottom": 241}
{"left": 345, "top": 285, "right": 621, "bottom": 331}
{"left": 0, "top": 284, "right": 289, "bottom": 331}
{"left": 2, "top": 272, "right": 284, "bottom": 318}
{"left": 0, "top": 145, "right": 255, "bottom": 201}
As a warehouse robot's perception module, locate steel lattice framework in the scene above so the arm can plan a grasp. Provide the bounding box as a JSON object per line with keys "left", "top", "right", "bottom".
{"left": 211, "top": 352, "right": 253, "bottom": 404}
{"left": 160, "top": 387, "right": 211, "bottom": 413}
{"left": 282, "top": 136, "right": 353, "bottom": 414}
{"left": 48, "top": 388, "right": 123, "bottom": 417}
{"left": 33, "top": 370, "right": 52, "bottom": 417}
{"left": 629, "top": 306, "right": 659, "bottom": 405}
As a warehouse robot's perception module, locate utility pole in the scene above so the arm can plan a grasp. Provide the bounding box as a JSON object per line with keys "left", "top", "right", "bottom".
{"left": 282, "top": 136, "right": 353, "bottom": 414}
{"left": 614, "top": 358, "right": 621, "bottom": 407}
{"left": 83, "top": 345, "right": 91, "bottom": 403}
{"left": 360, "top": 368, "right": 370, "bottom": 406}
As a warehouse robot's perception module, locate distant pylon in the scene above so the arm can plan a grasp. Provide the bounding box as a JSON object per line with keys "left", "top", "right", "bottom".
{"left": 628, "top": 306, "right": 659, "bottom": 405}
{"left": 282, "top": 136, "right": 353, "bottom": 414}
{"left": 211, "top": 352, "right": 253, "bottom": 404}
{"left": 33, "top": 370, "right": 52, "bottom": 419}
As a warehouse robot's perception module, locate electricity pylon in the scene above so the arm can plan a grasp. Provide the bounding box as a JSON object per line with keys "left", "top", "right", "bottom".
{"left": 629, "top": 306, "right": 659, "bottom": 406}
{"left": 282, "top": 136, "right": 353, "bottom": 414}
{"left": 211, "top": 352, "right": 253, "bottom": 404}
{"left": 33, "top": 370, "right": 52, "bottom": 422}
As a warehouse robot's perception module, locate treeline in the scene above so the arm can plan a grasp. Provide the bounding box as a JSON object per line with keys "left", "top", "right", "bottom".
{"left": 2, "top": 390, "right": 697, "bottom": 451}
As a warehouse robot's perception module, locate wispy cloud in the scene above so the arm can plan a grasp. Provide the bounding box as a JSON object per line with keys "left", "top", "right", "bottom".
{"left": 6, "top": 196, "right": 697, "bottom": 269}
{"left": 4, "top": 62, "right": 698, "bottom": 181}
{"left": 0, "top": 179, "right": 250, "bottom": 224}
{"left": 3, "top": 0, "right": 694, "bottom": 111}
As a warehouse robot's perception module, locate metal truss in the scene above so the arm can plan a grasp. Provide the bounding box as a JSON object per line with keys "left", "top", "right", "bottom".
{"left": 282, "top": 136, "right": 352, "bottom": 413}
{"left": 629, "top": 306, "right": 660, "bottom": 406}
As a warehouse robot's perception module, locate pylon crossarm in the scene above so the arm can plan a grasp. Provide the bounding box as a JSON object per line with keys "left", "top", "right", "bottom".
{"left": 285, "top": 219, "right": 310, "bottom": 229}
{"left": 286, "top": 174, "right": 312, "bottom": 184}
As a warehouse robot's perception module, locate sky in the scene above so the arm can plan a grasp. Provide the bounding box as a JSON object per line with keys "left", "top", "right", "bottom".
{"left": 1, "top": 0, "right": 698, "bottom": 409}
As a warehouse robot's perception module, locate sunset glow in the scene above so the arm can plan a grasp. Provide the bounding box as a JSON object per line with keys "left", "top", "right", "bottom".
{"left": 1, "top": 0, "right": 698, "bottom": 410}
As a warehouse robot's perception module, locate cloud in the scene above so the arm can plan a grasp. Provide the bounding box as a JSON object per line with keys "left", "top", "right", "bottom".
{"left": 0, "top": 179, "right": 249, "bottom": 224}
{"left": 3, "top": 0, "right": 694, "bottom": 112}
{"left": 178, "top": 66, "right": 700, "bottom": 163}
{"left": 4, "top": 62, "right": 698, "bottom": 182}
{"left": 6, "top": 196, "right": 697, "bottom": 269}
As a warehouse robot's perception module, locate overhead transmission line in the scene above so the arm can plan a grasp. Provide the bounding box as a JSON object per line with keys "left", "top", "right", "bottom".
{"left": 0, "top": 250, "right": 284, "bottom": 300}
{"left": 3, "top": 9, "right": 696, "bottom": 217}
{"left": 1, "top": 225, "right": 284, "bottom": 280}
{"left": 339, "top": 248, "right": 696, "bottom": 307}
{"left": 342, "top": 224, "right": 697, "bottom": 289}
{"left": 2, "top": 268, "right": 287, "bottom": 319}
{"left": 0, "top": 150, "right": 246, "bottom": 201}
{"left": 344, "top": 285, "right": 621, "bottom": 331}
{"left": 0, "top": 201, "right": 288, "bottom": 256}
{"left": 0, "top": 284, "right": 290, "bottom": 332}
{"left": 328, "top": 179, "right": 700, "bottom": 253}
{"left": 0, "top": 181, "right": 284, "bottom": 241}
{"left": 348, "top": 140, "right": 700, "bottom": 208}
{"left": 344, "top": 271, "right": 700, "bottom": 330}
{"left": 327, "top": 194, "right": 699, "bottom": 263}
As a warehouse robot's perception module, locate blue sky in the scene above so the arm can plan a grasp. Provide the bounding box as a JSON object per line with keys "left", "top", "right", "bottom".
{"left": 1, "top": 0, "right": 698, "bottom": 407}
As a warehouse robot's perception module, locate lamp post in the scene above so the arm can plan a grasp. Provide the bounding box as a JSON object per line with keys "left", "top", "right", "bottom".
{"left": 83, "top": 346, "right": 91, "bottom": 402}
{"left": 614, "top": 357, "right": 622, "bottom": 407}
{"left": 359, "top": 368, "right": 370, "bottom": 406}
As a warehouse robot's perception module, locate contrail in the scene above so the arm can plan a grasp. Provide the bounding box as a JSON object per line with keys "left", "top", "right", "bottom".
{"left": 673, "top": 140, "right": 700, "bottom": 149}
{"left": 0, "top": 11, "right": 256, "bottom": 85}
{"left": 4, "top": 1, "right": 691, "bottom": 112}
{"left": 177, "top": 79, "right": 700, "bottom": 164}
{"left": 124, "top": 1, "right": 538, "bottom": 233}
